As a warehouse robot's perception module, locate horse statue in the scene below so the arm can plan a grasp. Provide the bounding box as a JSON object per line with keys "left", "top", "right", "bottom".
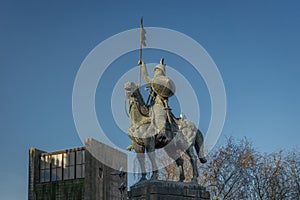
{"left": 124, "top": 81, "right": 207, "bottom": 182}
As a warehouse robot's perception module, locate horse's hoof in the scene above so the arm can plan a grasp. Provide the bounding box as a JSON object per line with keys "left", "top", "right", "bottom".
{"left": 150, "top": 172, "right": 159, "bottom": 180}
{"left": 150, "top": 175, "right": 158, "bottom": 180}
{"left": 179, "top": 175, "right": 185, "bottom": 182}
{"left": 191, "top": 178, "right": 198, "bottom": 183}
{"left": 199, "top": 157, "right": 207, "bottom": 164}
{"left": 138, "top": 176, "right": 147, "bottom": 183}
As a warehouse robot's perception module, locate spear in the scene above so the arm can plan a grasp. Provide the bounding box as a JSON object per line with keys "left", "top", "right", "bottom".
{"left": 138, "top": 17, "right": 146, "bottom": 88}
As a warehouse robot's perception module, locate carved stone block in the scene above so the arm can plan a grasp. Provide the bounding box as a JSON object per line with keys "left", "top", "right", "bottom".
{"left": 129, "top": 180, "right": 210, "bottom": 200}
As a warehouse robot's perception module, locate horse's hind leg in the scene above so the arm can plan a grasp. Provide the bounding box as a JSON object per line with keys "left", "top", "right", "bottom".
{"left": 195, "top": 130, "right": 207, "bottom": 164}
{"left": 186, "top": 146, "right": 199, "bottom": 182}
{"left": 175, "top": 156, "right": 185, "bottom": 182}
{"left": 163, "top": 138, "right": 186, "bottom": 182}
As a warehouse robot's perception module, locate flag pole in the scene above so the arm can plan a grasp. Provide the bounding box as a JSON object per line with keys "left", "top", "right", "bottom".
{"left": 139, "top": 17, "right": 143, "bottom": 62}
{"left": 138, "top": 17, "right": 145, "bottom": 88}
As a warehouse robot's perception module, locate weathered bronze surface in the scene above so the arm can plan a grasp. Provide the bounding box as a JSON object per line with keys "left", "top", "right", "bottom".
{"left": 125, "top": 59, "right": 207, "bottom": 183}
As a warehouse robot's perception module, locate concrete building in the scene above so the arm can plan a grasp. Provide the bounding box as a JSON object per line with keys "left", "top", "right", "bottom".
{"left": 28, "top": 138, "right": 127, "bottom": 200}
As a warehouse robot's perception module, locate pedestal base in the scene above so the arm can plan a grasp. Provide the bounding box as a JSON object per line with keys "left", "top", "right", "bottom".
{"left": 129, "top": 180, "right": 210, "bottom": 200}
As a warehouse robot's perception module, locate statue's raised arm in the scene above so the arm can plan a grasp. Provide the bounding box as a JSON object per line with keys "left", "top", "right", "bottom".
{"left": 139, "top": 58, "right": 175, "bottom": 98}
{"left": 139, "top": 59, "right": 152, "bottom": 84}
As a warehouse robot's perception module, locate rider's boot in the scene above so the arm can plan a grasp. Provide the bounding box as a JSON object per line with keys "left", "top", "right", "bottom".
{"left": 199, "top": 157, "right": 207, "bottom": 164}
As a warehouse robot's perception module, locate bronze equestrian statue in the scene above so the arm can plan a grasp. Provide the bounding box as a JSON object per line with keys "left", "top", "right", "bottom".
{"left": 125, "top": 59, "right": 206, "bottom": 183}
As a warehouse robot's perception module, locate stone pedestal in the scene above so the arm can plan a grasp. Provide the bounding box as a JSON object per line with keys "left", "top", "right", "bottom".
{"left": 129, "top": 180, "right": 210, "bottom": 200}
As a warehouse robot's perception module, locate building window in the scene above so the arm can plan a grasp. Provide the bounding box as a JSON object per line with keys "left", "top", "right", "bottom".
{"left": 76, "top": 150, "right": 85, "bottom": 178}
{"left": 51, "top": 154, "right": 63, "bottom": 181}
{"left": 40, "top": 155, "right": 51, "bottom": 182}
{"left": 39, "top": 149, "right": 85, "bottom": 183}
{"left": 64, "top": 151, "right": 75, "bottom": 180}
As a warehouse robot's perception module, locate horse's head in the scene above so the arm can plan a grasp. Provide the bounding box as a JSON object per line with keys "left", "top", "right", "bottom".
{"left": 124, "top": 82, "right": 138, "bottom": 99}
{"left": 124, "top": 82, "right": 150, "bottom": 124}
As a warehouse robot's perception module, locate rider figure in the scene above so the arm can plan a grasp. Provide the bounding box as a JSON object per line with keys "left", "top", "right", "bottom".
{"left": 139, "top": 58, "right": 175, "bottom": 140}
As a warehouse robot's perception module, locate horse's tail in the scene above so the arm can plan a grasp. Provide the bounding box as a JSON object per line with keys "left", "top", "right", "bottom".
{"left": 194, "top": 129, "right": 207, "bottom": 164}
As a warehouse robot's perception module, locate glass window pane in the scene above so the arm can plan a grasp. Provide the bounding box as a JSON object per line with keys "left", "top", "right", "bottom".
{"left": 82, "top": 150, "right": 85, "bottom": 163}
{"left": 63, "top": 153, "right": 68, "bottom": 167}
{"left": 63, "top": 166, "right": 75, "bottom": 180}
{"left": 52, "top": 154, "right": 63, "bottom": 168}
{"left": 45, "top": 169, "right": 50, "bottom": 182}
{"left": 57, "top": 153, "right": 62, "bottom": 167}
{"left": 82, "top": 164, "right": 85, "bottom": 178}
{"left": 56, "top": 167, "right": 62, "bottom": 181}
{"left": 69, "top": 166, "right": 75, "bottom": 179}
{"left": 76, "top": 165, "right": 82, "bottom": 178}
{"left": 76, "top": 151, "right": 82, "bottom": 164}
{"left": 40, "top": 170, "right": 45, "bottom": 182}
{"left": 64, "top": 167, "right": 69, "bottom": 180}
{"left": 52, "top": 168, "right": 57, "bottom": 181}
{"left": 45, "top": 155, "right": 50, "bottom": 169}
{"left": 40, "top": 156, "right": 45, "bottom": 170}
{"left": 69, "top": 152, "right": 75, "bottom": 165}
{"left": 51, "top": 155, "right": 56, "bottom": 169}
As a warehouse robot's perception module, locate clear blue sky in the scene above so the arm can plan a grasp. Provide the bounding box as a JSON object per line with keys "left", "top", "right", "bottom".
{"left": 1, "top": 1, "right": 299, "bottom": 199}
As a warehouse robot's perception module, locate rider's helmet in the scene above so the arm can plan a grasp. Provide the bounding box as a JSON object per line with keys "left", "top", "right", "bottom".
{"left": 154, "top": 58, "right": 166, "bottom": 76}
{"left": 151, "top": 58, "right": 175, "bottom": 98}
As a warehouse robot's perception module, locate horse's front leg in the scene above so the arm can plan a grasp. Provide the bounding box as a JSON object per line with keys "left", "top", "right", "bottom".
{"left": 175, "top": 156, "right": 185, "bottom": 182}
{"left": 186, "top": 146, "right": 199, "bottom": 182}
{"left": 145, "top": 136, "right": 159, "bottom": 180}
{"left": 133, "top": 141, "right": 147, "bottom": 182}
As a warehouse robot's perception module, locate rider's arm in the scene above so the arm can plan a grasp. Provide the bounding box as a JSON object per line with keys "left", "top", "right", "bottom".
{"left": 140, "top": 60, "right": 151, "bottom": 84}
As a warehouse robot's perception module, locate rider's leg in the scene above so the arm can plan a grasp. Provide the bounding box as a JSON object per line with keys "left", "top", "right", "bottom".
{"left": 152, "top": 104, "right": 167, "bottom": 135}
